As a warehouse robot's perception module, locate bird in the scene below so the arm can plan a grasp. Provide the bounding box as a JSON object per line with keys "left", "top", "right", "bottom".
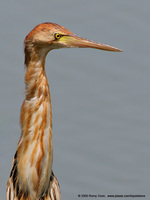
{"left": 6, "top": 22, "right": 122, "bottom": 200}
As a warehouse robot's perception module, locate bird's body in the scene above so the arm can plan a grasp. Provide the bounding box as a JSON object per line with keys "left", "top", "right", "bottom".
{"left": 6, "top": 23, "right": 121, "bottom": 200}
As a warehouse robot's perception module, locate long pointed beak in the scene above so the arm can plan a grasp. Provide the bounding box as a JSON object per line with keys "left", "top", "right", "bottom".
{"left": 60, "top": 35, "right": 122, "bottom": 52}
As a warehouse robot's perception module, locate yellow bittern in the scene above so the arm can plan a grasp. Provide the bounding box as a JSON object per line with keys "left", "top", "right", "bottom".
{"left": 6, "top": 23, "right": 122, "bottom": 200}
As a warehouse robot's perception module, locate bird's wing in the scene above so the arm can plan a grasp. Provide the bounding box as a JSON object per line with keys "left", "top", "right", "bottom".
{"left": 47, "top": 171, "right": 61, "bottom": 200}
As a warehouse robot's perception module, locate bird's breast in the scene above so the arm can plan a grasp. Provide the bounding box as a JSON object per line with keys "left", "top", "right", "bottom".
{"left": 17, "top": 95, "right": 53, "bottom": 197}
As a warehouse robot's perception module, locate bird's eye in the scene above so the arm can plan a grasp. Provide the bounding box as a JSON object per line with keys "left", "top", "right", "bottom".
{"left": 54, "top": 33, "right": 62, "bottom": 40}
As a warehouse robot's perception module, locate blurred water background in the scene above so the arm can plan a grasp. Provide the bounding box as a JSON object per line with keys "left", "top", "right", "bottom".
{"left": 0, "top": 1, "right": 150, "bottom": 199}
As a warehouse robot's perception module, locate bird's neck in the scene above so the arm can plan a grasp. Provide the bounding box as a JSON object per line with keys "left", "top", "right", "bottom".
{"left": 17, "top": 56, "right": 53, "bottom": 198}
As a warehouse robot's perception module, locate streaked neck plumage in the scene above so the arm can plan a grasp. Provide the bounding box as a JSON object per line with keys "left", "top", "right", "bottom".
{"left": 17, "top": 48, "right": 53, "bottom": 198}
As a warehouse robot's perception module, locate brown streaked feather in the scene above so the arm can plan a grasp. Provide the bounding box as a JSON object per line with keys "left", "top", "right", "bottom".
{"left": 7, "top": 158, "right": 60, "bottom": 200}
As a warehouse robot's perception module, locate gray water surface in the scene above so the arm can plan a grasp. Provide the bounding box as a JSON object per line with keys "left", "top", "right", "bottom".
{"left": 0, "top": 1, "right": 150, "bottom": 199}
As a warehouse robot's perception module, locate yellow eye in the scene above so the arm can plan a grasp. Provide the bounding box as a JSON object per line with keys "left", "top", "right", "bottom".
{"left": 54, "top": 33, "right": 61, "bottom": 40}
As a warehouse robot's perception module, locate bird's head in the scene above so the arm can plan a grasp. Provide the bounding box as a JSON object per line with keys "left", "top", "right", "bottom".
{"left": 24, "top": 23, "right": 122, "bottom": 65}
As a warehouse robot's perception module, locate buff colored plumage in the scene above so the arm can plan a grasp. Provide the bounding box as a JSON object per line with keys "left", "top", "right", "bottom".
{"left": 6, "top": 23, "right": 121, "bottom": 200}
